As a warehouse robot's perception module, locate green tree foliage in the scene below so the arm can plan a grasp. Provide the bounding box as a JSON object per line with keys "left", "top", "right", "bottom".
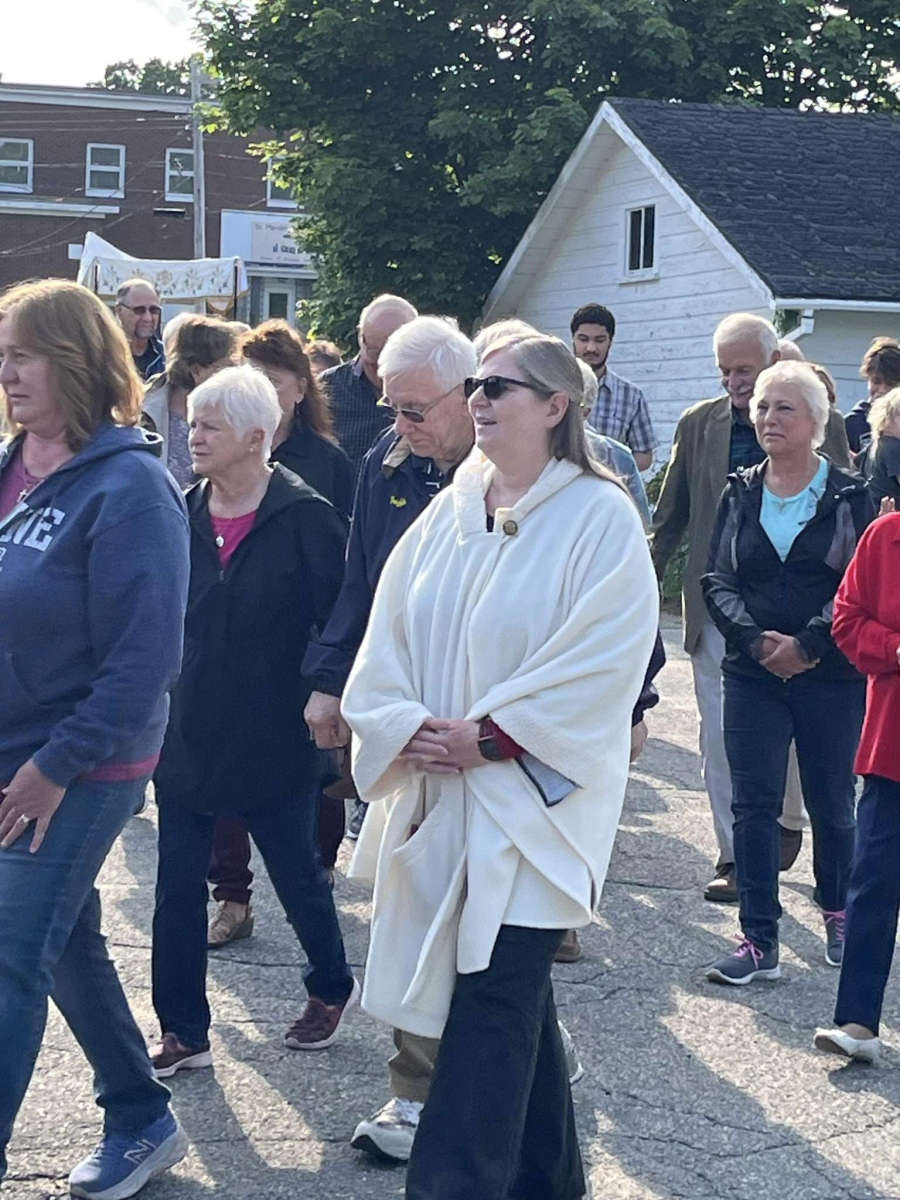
{"left": 89, "top": 58, "right": 191, "bottom": 96}
{"left": 197, "top": 0, "right": 900, "bottom": 340}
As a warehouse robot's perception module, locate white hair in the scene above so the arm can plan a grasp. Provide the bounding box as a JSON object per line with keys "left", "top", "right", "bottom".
{"left": 714, "top": 313, "right": 779, "bottom": 360}
{"left": 777, "top": 338, "right": 805, "bottom": 361}
{"left": 751, "top": 361, "right": 830, "bottom": 449}
{"left": 358, "top": 293, "right": 418, "bottom": 330}
{"left": 188, "top": 364, "right": 282, "bottom": 459}
{"left": 577, "top": 359, "right": 599, "bottom": 412}
{"left": 473, "top": 318, "right": 539, "bottom": 359}
{"left": 162, "top": 311, "right": 194, "bottom": 356}
{"left": 378, "top": 315, "right": 477, "bottom": 393}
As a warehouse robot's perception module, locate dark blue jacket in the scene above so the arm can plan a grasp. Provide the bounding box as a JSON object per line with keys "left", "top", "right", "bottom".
{"left": 302, "top": 429, "right": 665, "bottom": 724}
{"left": 135, "top": 334, "right": 165, "bottom": 382}
{"left": 844, "top": 398, "right": 871, "bottom": 455}
{"left": 0, "top": 425, "right": 189, "bottom": 786}
{"left": 302, "top": 430, "right": 445, "bottom": 696}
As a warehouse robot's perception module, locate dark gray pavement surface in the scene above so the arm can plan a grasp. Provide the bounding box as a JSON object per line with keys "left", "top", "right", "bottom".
{"left": 9, "top": 621, "right": 900, "bottom": 1199}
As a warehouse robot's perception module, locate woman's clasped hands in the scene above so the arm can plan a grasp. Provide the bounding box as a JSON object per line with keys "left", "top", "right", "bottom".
{"left": 758, "top": 631, "right": 819, "bottom": 681}
{"left": 399, "top": 718, "right": 485, "bottom": 774}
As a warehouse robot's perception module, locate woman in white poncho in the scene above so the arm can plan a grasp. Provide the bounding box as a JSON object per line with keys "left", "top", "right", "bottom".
{"left": 342, "top": 334, "right": 659, "bottom": 1199}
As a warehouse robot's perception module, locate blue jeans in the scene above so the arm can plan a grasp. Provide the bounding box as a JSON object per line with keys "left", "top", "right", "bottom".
{"left": 0, "top": 776, "right": 170, "bottom": 1179}
{"left": 153, "top": 786, "right": 354, "bottom": 1048}
{"left": 835, "top": 775, "right": 900, "bottom": 1035}
{"left": 723, "top": 670, "right": 864, "bottom": 953}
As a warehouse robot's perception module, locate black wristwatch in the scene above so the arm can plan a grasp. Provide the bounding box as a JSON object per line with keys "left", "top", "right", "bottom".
{"left": 477, "top": 718, "right": 505, "bottom": 762}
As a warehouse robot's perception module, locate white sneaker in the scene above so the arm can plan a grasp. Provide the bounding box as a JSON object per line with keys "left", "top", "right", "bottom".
{"left": 351, "top": 1097, "right": 423, "bottom": 1161}
{"left": 814, "top": 1028, "right": 880, "bottom": 1063}
{"left": 558, "top": 1020, "right": 584, "bottom": 1085}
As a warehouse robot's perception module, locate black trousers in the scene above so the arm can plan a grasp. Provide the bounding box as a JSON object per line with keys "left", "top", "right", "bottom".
{"left": 152, "top": 786, "right": 353, "bottom": 1048}
{"left": 405, "top": 925, "right": 585, "bottom": 1200}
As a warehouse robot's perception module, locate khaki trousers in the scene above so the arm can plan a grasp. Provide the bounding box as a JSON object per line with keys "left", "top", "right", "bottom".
{"left": 389, "top": 1028, "right": 441, "bottom": 1104}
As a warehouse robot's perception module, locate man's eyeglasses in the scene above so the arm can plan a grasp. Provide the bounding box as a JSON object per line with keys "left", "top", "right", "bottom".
{"left": 464, "top": 375, "right": 538, "bottom": 401}
{"left": 118, "top": 302, "right": 162, "bottom": 317}
{"left": 377, "top": 383, "right": 460, "bottom": 425}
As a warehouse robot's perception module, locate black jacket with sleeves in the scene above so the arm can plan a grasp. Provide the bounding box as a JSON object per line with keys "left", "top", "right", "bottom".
{"left": 154, "top": 464, "right": 347, "bottom": 814}
{"left": 701, "top": 460, "right": 873, "bottom": 680}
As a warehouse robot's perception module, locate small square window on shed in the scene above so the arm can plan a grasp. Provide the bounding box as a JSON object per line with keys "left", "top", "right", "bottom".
{"left": 626, "top": 204, "right": 656, "bottom": 274}
{"left": 0, "top": 138, "right": 34, "bottom": 193}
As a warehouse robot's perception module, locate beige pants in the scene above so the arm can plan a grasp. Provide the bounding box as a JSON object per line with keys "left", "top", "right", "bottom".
{"left": 389, "top": 1028, "right": 441, "bottom": 1103}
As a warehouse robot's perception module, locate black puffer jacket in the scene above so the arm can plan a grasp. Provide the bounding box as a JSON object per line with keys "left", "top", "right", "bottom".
{"left": 154, "top": 465, "right": 347, "bottom": 814}
{"left": 701, "top": 460, "right": 874, "bottom": 679}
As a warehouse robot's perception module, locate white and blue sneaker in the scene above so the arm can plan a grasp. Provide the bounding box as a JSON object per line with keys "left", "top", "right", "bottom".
{"left": 68, "top": 1111, "right": 188, "bottom": 1199}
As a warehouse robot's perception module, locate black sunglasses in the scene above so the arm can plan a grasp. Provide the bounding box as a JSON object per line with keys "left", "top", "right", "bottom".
{"left": 118, "top": 302, "right": 162, "bottom": 317}
{"left": 464, "top": 375, "right": 538, "bottom": 401}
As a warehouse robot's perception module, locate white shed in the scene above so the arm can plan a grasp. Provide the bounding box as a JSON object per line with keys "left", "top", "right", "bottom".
{"left": 484, "top": 98, "right": 900, "bottom": 459}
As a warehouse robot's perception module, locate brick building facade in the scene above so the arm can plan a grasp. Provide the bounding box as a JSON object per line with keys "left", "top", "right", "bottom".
{"left": 0, "top": 83, "right": 315, "bottom": 324}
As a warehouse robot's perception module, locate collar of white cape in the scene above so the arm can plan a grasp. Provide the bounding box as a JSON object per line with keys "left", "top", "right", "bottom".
{"left": 452, "top": 448, "right": 585, "bottom": 538}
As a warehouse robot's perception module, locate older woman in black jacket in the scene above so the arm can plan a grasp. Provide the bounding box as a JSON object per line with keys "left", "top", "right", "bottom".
{"left": 701, "top": 362, "right": 873, "bottom": 986}
{"left": 206, "top": 321, "right": 355, "bottom": 949}
{"left": 149, "top": 365, "right": 357, "bottom": 1079}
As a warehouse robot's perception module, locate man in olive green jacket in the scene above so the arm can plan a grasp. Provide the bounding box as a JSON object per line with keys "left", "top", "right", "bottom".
{"left": 650, "top": 313, "right": 850, "bottom": 901}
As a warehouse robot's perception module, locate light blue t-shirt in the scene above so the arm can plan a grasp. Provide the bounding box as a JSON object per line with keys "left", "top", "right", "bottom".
{"left": 760, "top": 455, "right": 828, "bottom": 562}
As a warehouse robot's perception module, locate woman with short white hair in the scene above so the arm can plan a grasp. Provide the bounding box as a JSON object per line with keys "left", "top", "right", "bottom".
{"left": 702, "top": 361, "right": 874, "bottom": 985}
{"left": 149, "top": 364, "right": 358, "bottom": 1077}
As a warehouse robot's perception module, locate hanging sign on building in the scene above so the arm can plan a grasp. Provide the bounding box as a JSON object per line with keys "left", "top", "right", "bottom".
{"left": 249, "top": 218, "right": 302, "bottom": 266}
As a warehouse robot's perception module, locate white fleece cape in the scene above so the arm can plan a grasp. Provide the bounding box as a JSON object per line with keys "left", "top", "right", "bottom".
{"left": 342, "top": 450, "right": 659, "bottom": 1038}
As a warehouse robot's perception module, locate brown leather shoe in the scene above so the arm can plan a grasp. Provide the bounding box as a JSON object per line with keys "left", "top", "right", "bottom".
{"left": 207, "top": 901, "right": 254, "bottom": 949}
{"left": 150, "top": 1032, "right": 212, "bottom": 1078}
{"left": 779, "top": 825, "right": 803, "bottom": 872}
{"left": 555, "top": 929, "right": 583, "bottom": 963}
{"left": 704, "top": 864, "right": 738, "bottom": 903}
{"left": 284, "top": 978, "right": 360, "bottom": 1050}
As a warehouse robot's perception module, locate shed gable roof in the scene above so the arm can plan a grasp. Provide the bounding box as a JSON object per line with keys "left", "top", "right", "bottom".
{"left": 606, "top": 99, "right": 900, "bottom": 304}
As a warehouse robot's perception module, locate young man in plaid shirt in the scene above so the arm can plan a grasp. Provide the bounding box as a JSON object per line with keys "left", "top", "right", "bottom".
{"left": 572, "top": 303, "right": 658, "bottom": 472}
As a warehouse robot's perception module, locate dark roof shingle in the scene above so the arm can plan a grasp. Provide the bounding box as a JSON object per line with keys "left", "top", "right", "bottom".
{"left": 609, "top": 98, "right": 900, "bottom": 304}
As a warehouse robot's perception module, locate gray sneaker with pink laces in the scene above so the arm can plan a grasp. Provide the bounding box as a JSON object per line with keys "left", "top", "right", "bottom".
{"left": 706, "top": 938, "right": 781, "bottom": 985}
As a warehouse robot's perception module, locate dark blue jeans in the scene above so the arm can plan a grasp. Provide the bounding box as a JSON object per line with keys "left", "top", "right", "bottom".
{"left": 405, "top": 925, "right": 586, "bottom": 1200}
{"left": 152, "top": 786, "right": 354, "bottom": 1047}
{"left": 723, "top": 670, "right": 864, "bottom": 953}
{"left": 0, "top": 776, "right": 170, "bottom": 1181}
{"left": 835, "top": 775, "right": 900, "bottom": 1035}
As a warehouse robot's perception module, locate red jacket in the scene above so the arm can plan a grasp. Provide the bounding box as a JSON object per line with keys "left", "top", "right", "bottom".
{"left": 833, "top": 513, "right": 900, "bottom": 783}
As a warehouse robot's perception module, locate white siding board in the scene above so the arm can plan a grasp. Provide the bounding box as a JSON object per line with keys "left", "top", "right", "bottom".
{"left": 496, "top": 136, "right": 769, "bottom": 463}
{"left": 792, "top": 310, "right": 900, "bottom": 413}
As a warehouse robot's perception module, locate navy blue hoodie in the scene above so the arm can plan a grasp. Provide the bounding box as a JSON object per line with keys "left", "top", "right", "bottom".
{"left": 0, "top": 424, "right": 189, "bottom": 787}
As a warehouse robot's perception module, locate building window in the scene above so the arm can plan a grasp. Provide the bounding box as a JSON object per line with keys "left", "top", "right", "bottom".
{"left": 0, "top": 138, "right": 34, "bottom": 193}
{"left": 165, "top": 148, "right": 194, "bottom": 202}
{"left": 266, "top": 160, "right": 297, "bottom": 209}
{"left": 626, "top": 204, "right": 656, "bottom": 274}
{"left": 85, "top": 143, "right": 125, "bottom": 198}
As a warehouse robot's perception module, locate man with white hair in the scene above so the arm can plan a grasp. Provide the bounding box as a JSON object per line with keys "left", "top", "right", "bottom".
{"left": 651, "top": 313, "right": 850, "bottom": 902}
{"left": 318, "top": 293, "right": 418, "bottom": 471}
{"left": 115, "top": 277, "right": 165, "bottom": 380}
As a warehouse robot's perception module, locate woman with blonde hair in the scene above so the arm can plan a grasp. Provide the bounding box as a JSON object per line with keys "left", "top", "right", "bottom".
{"left": 142, "top": 315, "right": 237, "bottom": 487}
{"left": 858, "top": 387, "right": 900, "bottom": 509}
{"left": 0, "top": 280, "right": 190, "bottom": 1197}
{"left": 343, "top": 333, "right": 658, "bottom": 1197}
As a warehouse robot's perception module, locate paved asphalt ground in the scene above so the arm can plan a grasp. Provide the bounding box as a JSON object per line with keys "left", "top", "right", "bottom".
{"left": 8, "top": 620, "right": 900, "bottom": 1199}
